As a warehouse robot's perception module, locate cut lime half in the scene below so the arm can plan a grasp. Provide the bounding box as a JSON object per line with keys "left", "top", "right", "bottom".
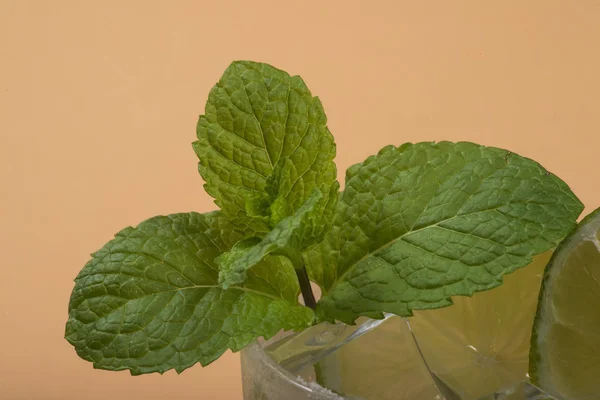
{"left": 530, "top": 207, "right": 600, "bottom": 400}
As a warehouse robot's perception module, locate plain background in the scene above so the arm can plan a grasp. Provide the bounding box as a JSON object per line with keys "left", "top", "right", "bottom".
{"left": 1, "top": 1, "right": 599, "bottom": 399}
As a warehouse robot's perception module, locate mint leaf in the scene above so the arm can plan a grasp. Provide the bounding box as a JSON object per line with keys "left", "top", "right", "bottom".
{"left": 218, "top": 188, "right": 337, "bottom": 289}
{"left": 307, "top": 142, "right": 583, "bottom": 324}
{"left": 65, "top": 212, "right": 314, "bottom": 375}
{"left": 194, "top": 61, "right": 338, "bottom": 234}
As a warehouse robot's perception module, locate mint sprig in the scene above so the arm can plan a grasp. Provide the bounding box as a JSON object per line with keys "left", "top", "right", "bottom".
{"left": 193, "top": 61, "right": 338, "bottom": 234}
{"left": 65, "top": 212, "right": 314, "bottom": 374}
{"left": 305, "top": 142, "right": 584, "bottom": 324}
{"left": 65, "top": 61, "right": 584, "bottom": 375}
{"left": 218, "top": 188, "right": 338, "bottom": 290}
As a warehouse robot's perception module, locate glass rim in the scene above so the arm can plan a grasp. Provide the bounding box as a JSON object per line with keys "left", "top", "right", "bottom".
{"left": 244, "top": 340, "right": 343, "bottom": 399}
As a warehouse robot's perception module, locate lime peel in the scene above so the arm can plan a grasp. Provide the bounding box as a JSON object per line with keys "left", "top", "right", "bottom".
{"left": 529, "top": 207, "right": 600, "bottom": 400}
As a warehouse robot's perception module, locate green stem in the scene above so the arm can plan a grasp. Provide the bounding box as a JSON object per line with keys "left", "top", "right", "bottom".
{"left": 295, "top": 266, "right": 317, "bottom": 310}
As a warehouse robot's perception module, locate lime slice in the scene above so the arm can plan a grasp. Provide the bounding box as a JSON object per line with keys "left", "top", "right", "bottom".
{"left": 407, "top": 251, "right": 552, "bottom": 399}
{"left": 317, "top": 252, "right": 552, "bottom": 399}
{"left": 529, "top": 207, "right": 600, "bottom": 400}
{"left": 317, "top": 316, "right": 444, "bottom": 399}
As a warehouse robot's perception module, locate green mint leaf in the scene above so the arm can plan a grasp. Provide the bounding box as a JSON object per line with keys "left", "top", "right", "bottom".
{"left": 307, "top": 142, "right": 583, "bottom": 324}
{"left": 65, "top": 212, "right": 314, "bottom": 375}
{"left": 218, "top": 188, "right": 337, "bottom": 288}
{"left": 194, "top": 61, "right": 338, "bottom": 234}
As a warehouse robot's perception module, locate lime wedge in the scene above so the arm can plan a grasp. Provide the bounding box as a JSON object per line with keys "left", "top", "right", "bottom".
{"left": 407, "top": 251, "right": 552, "bottom": 399}
{"left": 530, "top": 207, "right": 600, "bottom": 399}
{"left": 317, "top": 252, "right": 552, "bottom": 399}
{"left": 317, "top": 316, "right": 444, "bottom": 399}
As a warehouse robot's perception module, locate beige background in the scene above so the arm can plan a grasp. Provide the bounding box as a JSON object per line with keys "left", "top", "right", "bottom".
{"left": 1, "top": 1, "right": 599, "bottom": 399}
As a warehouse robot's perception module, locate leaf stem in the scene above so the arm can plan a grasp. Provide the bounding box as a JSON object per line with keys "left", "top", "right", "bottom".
{"left": 295, "top": 266, "right": 317, "bottom": 310}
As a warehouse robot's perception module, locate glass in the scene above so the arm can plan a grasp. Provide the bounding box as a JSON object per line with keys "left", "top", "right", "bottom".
{"left": 240, "top": 318, "right": 558, "bottom": 400}
{"left": 241, "top": 340, "right": 342, "bottom": 400}
{"left": 241, "top": 253, "right": 560, "bottom": 400}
